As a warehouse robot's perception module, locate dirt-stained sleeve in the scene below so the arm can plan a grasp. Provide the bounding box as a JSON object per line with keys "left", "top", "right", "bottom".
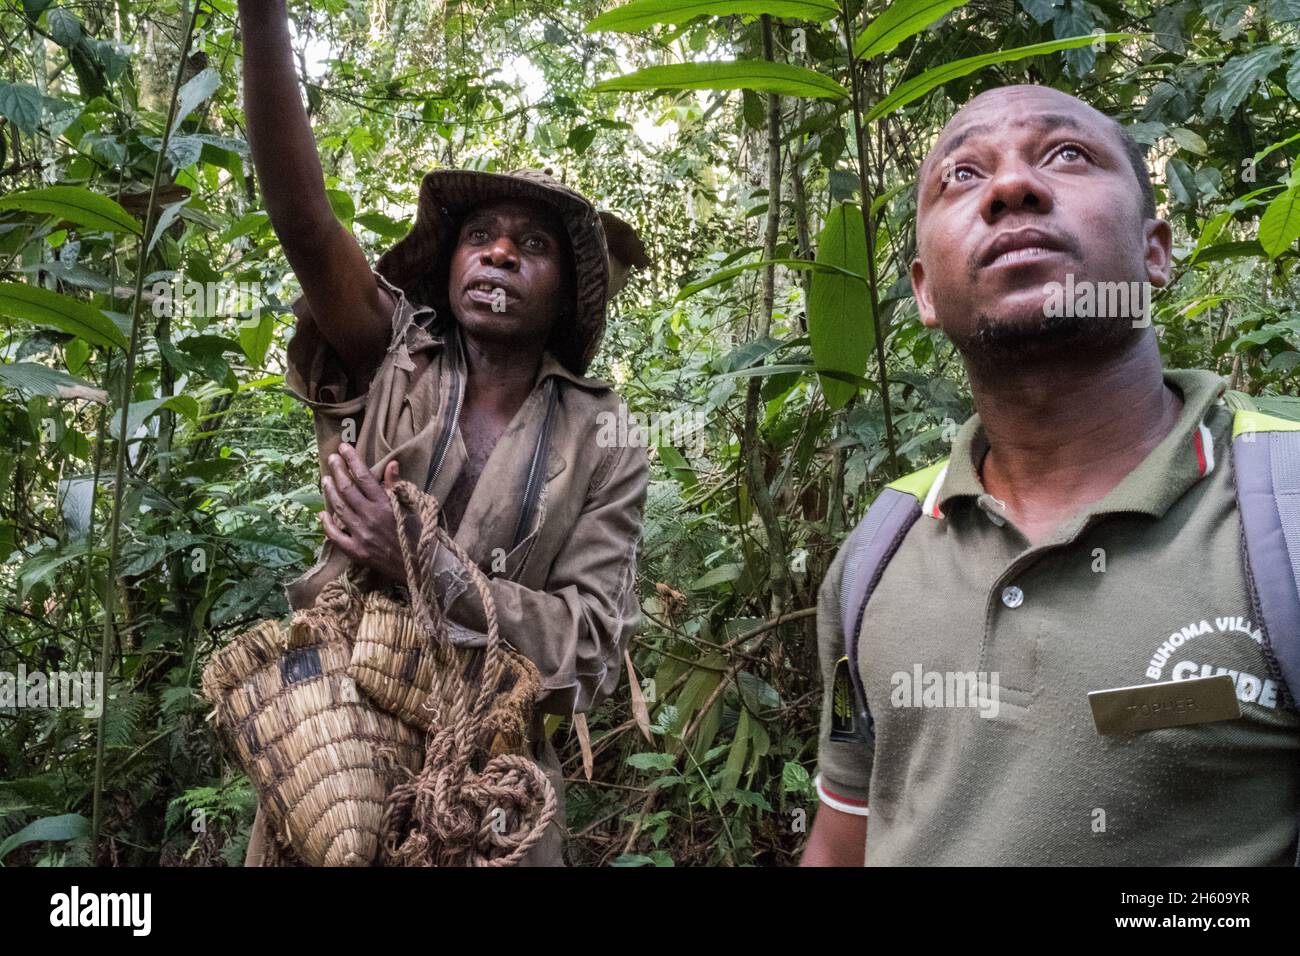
{"left": 438, "top": 439, "right": 650, "bottom": 715}
{"left": 283, "top": 270, "right": 432, "bottom": 475}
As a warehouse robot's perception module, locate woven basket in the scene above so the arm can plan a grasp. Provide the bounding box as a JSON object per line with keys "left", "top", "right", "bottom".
{"left": 201, "top": 580, "right": 424, "bottom": 866}
{"left": 350, "top": 589, "right": 539, "bottom": 756}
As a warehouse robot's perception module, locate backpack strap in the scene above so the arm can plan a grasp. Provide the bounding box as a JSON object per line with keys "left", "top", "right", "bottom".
{"left": 838, "top": 459, "right": 949, "bottom": 745}
{"left": 1231, "top": 410, "right": 1300, "bottom": 713}
{"left": 1230, "top": 409, "right": 1300, "bottom": 866}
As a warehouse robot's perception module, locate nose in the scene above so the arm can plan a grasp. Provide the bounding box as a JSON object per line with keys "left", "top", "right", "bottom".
{"left": 479, "top": 234, "right": 519, "bottom": 270}
{"left": 981, "top": 157, "right": 1054, "bottom": 223}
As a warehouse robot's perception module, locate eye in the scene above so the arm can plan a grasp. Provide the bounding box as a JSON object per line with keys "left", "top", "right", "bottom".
{"left": 1050, "top": 142, "right": 1088, "bottom": 164}
{"left": 938, "top": 160, "right": 976, "bottom": 192}
{"left": 522, "top": 234, "right": 547, "bottom": 251}
{"left": 467, "top": 227, "right": 489, "bottom": 242}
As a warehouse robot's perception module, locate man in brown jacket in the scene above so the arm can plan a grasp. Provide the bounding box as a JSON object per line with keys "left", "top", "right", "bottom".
{"left": 239, "top": 0, "right": 651, "bottom": 866}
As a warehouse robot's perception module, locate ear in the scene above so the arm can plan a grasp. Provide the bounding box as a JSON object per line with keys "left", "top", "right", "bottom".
{"left": 911, "top": 256, "right": 939, "bottom": 328}
{"left": 1144, "top": 218, "right": 1173, "bottom": 289}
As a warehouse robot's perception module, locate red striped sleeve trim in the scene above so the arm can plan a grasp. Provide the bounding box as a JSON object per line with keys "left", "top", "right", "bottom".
{"left": 815, "top": 775, "right": 870, "bottom": 816}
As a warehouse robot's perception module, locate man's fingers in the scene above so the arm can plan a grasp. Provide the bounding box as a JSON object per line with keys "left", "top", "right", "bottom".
{"left": 320, "top": 511, "right": 360, "bottom": 559}
{"left": 382, "top": 460, "right": 400, "bottom": 490}
{"left": 339, "top": 442, "right": 383, "bottom": 501}
{"left": 322, "top": 476, "right": 360, "bottom": 529}
{"left": 328, "top": 450, "right": 372, "bottom": 511}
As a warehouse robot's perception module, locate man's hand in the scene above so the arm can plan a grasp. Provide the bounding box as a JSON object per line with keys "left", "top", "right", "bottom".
{"left": 320, "top": 443, "right": 407, "bottom": 583}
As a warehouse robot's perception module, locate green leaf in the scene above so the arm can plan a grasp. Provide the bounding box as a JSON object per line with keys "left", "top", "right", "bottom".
{"left": 0, "top": 82, "right": 42, "bottom": 134}
{"left": 0, "top": 362, "right": 94, "bottom": 399}
{"left": 109, "top": 398, "right": 167, "bottom": 441}
{"left": 0, "top": 283, "right": 128, "bottom": 351}
{"left": 1165, "top": 156, "right": 1197, "bottom": 206}
{"left": 741, "top": 88, "right": 765, "bottom": 131}
{"left": 1259, "top": 184, "right": 1300, "bottom": 258}
{"left": 781, "top": 760, "right": 812, "bottom": 793}
{"left": 595, "top": 61, "right": 848, "bottom": 100}
{"left": 355, "top": 212, "right": 411, "bottom": 240}
{"left": 140, "top": 135, "right": 205, "bottom": 171}
{"left": 677, "top": 257, "right": 863, "bottom": 299}
{"left": 586, "top": 0, "right": 837, "bottom": 33}
{"left": 854, "top": 0, "right": 973, "bottom": 60}
{"left": 691, "top": 563, "right": 743, "bottom": 589}
{"left": 45, "top": 8, "right": 83, "bottom": 47}
{"left": 326, "top": 188, "right": 355, "bottom": 225}
{"left": 1204, "top": 46, "right": 1284, "bottom": 120}
{"left": 626, "top": 751, "right": 677, "bottom": 771}
{"left": 866, "top": 34, "right": 1133, "bottom": 122}
{"left": 239, "top": 312, "right": 274, "bottom": 367}
{"left": 716, "top": 362, "right": 874, "bottom": 388}
{"left": 1168, "top": 127, "right": 1207, "bottom": 155}
{"left": 1186, "top": 240, "right": 1265, "bottom": 266}
{"left": 170, "top": 68, "right": 222, "bottom": 135}
{"left": 1053, "top": 1, "right": 1096, "bottom": 76}
{"left": 0, "top": 813, "right": 89, "bottom": 861}
{"left": 808, "top": 202, "right": 872, "bottom": 409}
{"left": 17, "top": 539, "right": 93, "bottom": 601}
{"left": 147, "top": 199, "right": 189, "bottom": 254}
{"left": 0, "top": 186, "right": 140, "bottom": 236}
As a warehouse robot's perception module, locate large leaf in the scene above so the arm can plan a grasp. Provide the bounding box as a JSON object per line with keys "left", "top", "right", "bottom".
{"left": 1259, "top": 184, "right": 1300, "bottom": 258}
{"left": 0, "top": 186, "right": 140, "bottom": 235}
{"left": 677, "top": 257, "right": 864, "bottom": 299}
{"left": 170, "top": 67, "right": 222, "bottom": 135}
{"left": 0, "top": 813, "right": 89, "bottom": 862}
{"left": 866, "top": 34, "right": 1132, "bottom": 121}
{"left": 0, "top": 362, "right": 103, "bottom": 401}
{"left": 854, "top": 0, "right": 972, "bottom": 60}
{"left": 595, "top": 61, "right": 848, "bottom": 99}
{"left": 587, "top": 0, "right": 836, "bottom": 32}
{"left": 0, "top": 283, "right": 128, "bottom": 351}
{"left": 807, "top": 202, "right": 873, "bottom": 409}
{"left": 0, "top": 81, "right": 42, "bottom": 134}
{"left": 1203, "top": 46, "right": 1284, "bottom": 120}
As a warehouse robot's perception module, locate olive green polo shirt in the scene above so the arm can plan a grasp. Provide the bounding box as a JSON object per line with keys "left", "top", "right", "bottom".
{"left": 814, "top": 368, "right": 1300, "bottom": 865}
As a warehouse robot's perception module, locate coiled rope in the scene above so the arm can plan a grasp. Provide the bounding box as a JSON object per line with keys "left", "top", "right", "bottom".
{"left": 377, "top": 480, "right": 556, "bottom": 867}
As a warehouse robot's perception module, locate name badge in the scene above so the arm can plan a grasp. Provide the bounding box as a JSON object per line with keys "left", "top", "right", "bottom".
{"left": 1088, "top": 674, "right": 1241, "bottom": 735}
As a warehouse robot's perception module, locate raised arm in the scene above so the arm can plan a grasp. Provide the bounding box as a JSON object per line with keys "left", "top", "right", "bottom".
{"left": 238, "top": 0, "right": 392, "bottom": 389}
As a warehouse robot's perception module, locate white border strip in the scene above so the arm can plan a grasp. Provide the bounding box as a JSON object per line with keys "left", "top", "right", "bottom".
{"left": 921, "top": 463, "right": 948, "bottom": 519}
{"left": 815, "top": 774, "right": 869, "bottom": 817}
{"left": 1198, "top": 421, "right": 1216, "bottom": 476}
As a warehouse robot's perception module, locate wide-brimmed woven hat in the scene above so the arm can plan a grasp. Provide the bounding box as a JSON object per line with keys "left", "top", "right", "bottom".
{"left": 376, "top": 168, "right": 650, "bottom": 375}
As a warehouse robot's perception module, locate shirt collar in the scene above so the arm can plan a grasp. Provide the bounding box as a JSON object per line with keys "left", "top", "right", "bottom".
{"left": 933, "top": 368, "right": 1227, "bottom": 521}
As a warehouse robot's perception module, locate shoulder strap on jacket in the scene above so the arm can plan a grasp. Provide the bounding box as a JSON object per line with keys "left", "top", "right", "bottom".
{"left": 1231, "top": 409, "right": 1300, "bottom": 715}
{"left": 838, "top": 459, "right": 948, "bottom": 744}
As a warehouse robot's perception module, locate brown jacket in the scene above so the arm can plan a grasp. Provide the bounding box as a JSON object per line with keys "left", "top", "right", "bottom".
{"left": 244, "top": 273, "right": 649, "bottom": 866}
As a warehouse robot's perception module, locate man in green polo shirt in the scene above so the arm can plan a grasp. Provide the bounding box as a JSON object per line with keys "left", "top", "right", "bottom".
{"left": 801, "top": 84, "right": 1300, "bottom": 866}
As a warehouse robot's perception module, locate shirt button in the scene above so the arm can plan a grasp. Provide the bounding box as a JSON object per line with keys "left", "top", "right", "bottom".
{"left": 1001, "top": 586, "right": 1024, "bottom": 608}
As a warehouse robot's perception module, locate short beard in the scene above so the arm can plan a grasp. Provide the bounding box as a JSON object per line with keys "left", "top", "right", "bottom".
{"left": 948, "top": 309, "right": 1143, "bottom": 380}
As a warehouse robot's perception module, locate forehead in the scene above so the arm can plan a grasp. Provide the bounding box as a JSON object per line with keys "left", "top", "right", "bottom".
{"left": 460, "top": 197, "right": 566, "bottom": 235}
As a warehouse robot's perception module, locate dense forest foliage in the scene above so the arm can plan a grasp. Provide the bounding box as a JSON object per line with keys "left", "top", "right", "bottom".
{"left": 0, "top": 0, "right": 1298, "bottom": 866}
